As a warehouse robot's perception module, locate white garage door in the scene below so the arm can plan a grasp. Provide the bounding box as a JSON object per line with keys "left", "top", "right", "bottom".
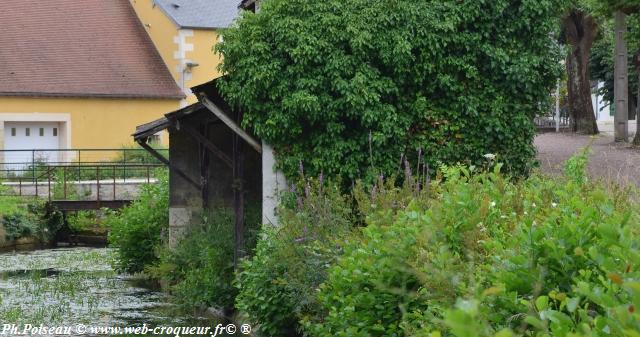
{"left": 4, "top": 122, "right": 61, "bottom": 167}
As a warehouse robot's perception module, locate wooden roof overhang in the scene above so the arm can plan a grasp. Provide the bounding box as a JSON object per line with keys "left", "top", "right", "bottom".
{"left": 133, "top": 78, "right": 262, "bottom": 156}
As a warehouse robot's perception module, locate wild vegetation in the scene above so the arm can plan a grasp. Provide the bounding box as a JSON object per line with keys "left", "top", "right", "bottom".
{"left": 230, "top": 152, "right": 640, "bottom": 337}
{"left": 235, "top": 178, "right": 354, "bottom": 336}
{"left": 149, "top": 206, "right": 261, "bottom": 311}
{"left": 4, "top": 0, "right": 638, "bottom": 334}
{"left": 0, "top": 184, "right": 64, "bottom": 245}
{"left": 106, "top": 169, "right": 169, "bottom": 272}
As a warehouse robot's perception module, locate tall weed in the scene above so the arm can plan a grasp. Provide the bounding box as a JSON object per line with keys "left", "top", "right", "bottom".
{"left": 235, "top": 178, "right": 354, "bottom": 337}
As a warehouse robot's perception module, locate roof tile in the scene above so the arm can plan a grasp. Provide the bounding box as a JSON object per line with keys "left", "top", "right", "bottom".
{"left": 0, "top": 0, "right": 184, "bottom": 99}
{"left": 155, "top": 0, "right": 241, "bottom": 29}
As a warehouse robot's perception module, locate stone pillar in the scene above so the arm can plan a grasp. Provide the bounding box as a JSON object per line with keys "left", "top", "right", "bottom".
{"left": 168, "top": 207, "right": 196, "bottom": 247}
{"left": 262, "top": 142, "right": 287, "bottom": 226}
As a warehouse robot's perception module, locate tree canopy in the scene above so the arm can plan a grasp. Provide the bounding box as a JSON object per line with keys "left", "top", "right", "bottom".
{"left": 217, "top": 0, "right": 563, "bottom": 182}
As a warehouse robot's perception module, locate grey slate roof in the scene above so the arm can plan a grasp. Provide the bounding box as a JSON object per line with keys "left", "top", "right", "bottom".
{"left": 154, "top": 0, "right": 241, "bottom": 29}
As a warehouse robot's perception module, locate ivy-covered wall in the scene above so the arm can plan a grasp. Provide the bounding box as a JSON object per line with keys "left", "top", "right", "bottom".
{"left": 217, "top": 0, "right": 563, "bottom": 182}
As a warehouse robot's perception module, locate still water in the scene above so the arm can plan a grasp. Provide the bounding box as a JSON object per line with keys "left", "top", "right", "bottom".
{"left": 0, "top": 248, "right": 218, "bottom": 336}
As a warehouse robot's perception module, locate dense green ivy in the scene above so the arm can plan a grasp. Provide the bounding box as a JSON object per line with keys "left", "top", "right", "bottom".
{"left": 217, "top": 0, "right": 562, "bottom": 182}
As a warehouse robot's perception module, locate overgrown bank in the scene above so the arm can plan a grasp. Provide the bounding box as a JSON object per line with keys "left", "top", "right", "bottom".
{"left": 108, "top": 150, "right": 640, "bottom": 337}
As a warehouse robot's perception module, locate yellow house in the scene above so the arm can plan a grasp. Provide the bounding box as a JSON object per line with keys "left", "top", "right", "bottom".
{"left": 130, "top": 0, "right": 238, "bottom": 106}
{"left": 0, "top": 0, "right": 239, "bottom": 164}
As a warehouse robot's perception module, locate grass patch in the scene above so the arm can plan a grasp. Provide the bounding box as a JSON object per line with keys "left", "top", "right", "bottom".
{"left": 0, "top": 183, "right": 30, "bottom": 215}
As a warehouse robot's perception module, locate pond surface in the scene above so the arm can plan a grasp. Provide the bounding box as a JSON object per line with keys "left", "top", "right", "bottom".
{"left": 0, "top": 248, "right": 222, "bottom": 336}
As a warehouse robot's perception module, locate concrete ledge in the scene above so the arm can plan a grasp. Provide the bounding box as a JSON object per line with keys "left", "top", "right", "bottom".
{"left": 0, "top": 236, "right": 42, "bottom": 252}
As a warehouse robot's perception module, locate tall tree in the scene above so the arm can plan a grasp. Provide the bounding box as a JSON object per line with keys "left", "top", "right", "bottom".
{"left": 599, "top": 1, "right": 640, "bottom": 141}
{"left": 634, "top": 51, "right": 640, "bottom": 145}
{"left": 590, "top": 17, "right": 639, "bottom": 125}
{"left": 588, "top": 1, "right": 640, "bottom": 142}
{"left": 626, "top": 8, "right": 640, "bottom": 145}
{"left": 563, "top": 7, "right": 600, "bottom": 134}
{"left": 614, "top": 10, "right": 629, "bottom": 140}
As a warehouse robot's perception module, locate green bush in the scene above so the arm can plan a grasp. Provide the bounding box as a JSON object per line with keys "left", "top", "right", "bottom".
{"left": 235, "top": 178, "right": 354, "bottom": 337}
{"left": 149, "top": 205, "right": 261, "bottom": 310}
{"left": 1, "top": 212, "right": 37, "bottom": 241}
{"left": 308, "top": 155, "right": 640, "bottom": 337}
{"left": 107, "top": 169, "right": 169, "bottom": 273}
{"left": 27, "top": 200, "right": 65, "bottom": 243}
{"left": 67, "top": 211, "right": 101, "bottom": 232}
{"left": 309, "top": 164, "right": 511, "bottom": 336}
{"left": 217, "top": 0, "right": 562, "bottom": 182}
{"left": 1, "top": 201, "right": 64, "bottom": 244}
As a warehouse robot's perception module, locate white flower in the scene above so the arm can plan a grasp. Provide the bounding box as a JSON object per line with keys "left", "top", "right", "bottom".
{"left": 532, "top": 203, "right": 536, "bottom": 208}
{"left": 484, "top": 153, "right": 496, "bottom": 160}
{"left": 490, "top": 201, "right": 496, "bottom": 207}
{"left": 551, "top": 202, "right": 557, "bottom": 208}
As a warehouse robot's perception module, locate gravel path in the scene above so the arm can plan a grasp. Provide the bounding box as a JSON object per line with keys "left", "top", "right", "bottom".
{"left": 535, "top": 132, "right": 640, "bottom": 186}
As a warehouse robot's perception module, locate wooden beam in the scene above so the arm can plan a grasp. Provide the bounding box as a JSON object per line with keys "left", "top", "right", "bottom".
{"left": 198, "top": 94, "right": 263, "bottom": 153}
{"left": 180, "top": 122, "right": 234, "bottom": 169}
{"left": 232, "top": 112, "right": 246, "bottom": 270}
{"left": 137, "top": 139, "right": 201, "bottom": 189}
{"left": 50, "top": 200, "right": 132, "bottom": 211}
{"left": 199, "top": 124, "right": 211, "bottom": 208}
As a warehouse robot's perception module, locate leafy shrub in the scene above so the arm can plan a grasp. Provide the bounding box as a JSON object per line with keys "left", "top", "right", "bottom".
{"left": 441, "top": 200, "right": 640, "bottom": 337}
{"left": 149, "top": 205, "right": 260, "bottom": 310}
{"left": 235, "top": 178, "right": 354, "bottom": 337}
{"left": 309, "top": 153, "right": 640, "bottom": 337}
{"left": 309, "top": 164, "right": 511, "bottom": 336}
{"left": 563, "top": 146, "right": 590, "bottom": 184}
{"left": 107, "top": 169, "right": 169, "bottom": 272}
{"left": 0, "top": 201, "right": 64, "bottom": 244}
{"left": 67, "top": 211, "right": 99, "bottom": 232}
{"left": 1, "top": 212, "right": 37, "bottom": 241}
{"left": 217, "top": 0, "right": 562, "bottom": 182}
{"left": 27, "top": 200, "right": 65, "bottom": 243}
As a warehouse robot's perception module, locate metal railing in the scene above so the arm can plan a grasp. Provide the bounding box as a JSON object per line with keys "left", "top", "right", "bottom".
{"left": 1, "top": 163, "right": 164, "bottom": 201}
{"left": 0, "top": 148, "right": 167, "bottom": 201}
{"left": 534, "top": 115, "right": 572, "bottom": 129}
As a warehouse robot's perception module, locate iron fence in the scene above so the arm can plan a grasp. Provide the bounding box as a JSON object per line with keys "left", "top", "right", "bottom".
{"left": 0, "top": 148, "right": 167, "bottom": 201}
{"left": 534, "top": 115, "right": 572, "bottom": 129}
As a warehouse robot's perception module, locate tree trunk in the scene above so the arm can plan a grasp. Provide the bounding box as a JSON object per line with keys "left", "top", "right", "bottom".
{"left": 633, "top": 53, "right": 640, "bottom": 146}
{"left": 614, "top": 11, "right": 629, "bottom": 141}
{"left": 564, "top": 9, "right": 599, "bottom": 134}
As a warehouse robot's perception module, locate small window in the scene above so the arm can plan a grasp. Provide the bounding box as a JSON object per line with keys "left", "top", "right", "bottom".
{"left": 39, "top": 128, "right": 44, "bottom": 136}
{"left": 10, "top": 128, "right": 16, "bottom": 136}
{"left": 25, "top": 128, "right": 30, "bottom": 136}
{"left": 53, "top": 128, "right": 58, "bottom": 137}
